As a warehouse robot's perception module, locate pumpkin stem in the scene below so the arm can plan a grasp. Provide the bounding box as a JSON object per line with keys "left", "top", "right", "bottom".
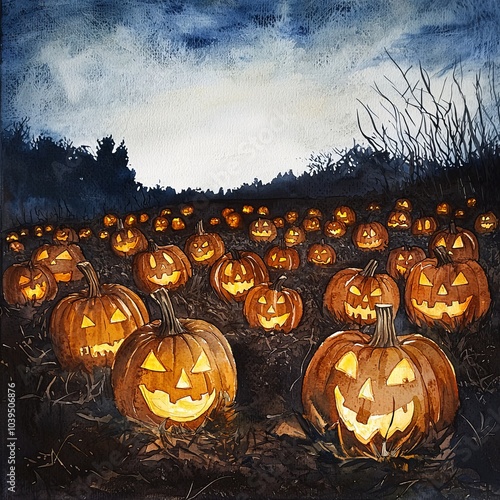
{"left": 360, "top": 259, "right": 379, "bottom": 277}
{"left": 230, "top": 249, "right": 241, "bottom": 260}
{"left": 271, "top": 275, "right": 288, "bottom": 292}
{"left": 116, "top": 219, "right": 124, "bottom": 231}
{"left": 151, "top": 288, "right": 185, "bottom": 337}
{"left": 449, "top": 220, "right": 457, "bottom": 234}
{"left": 369, "top": 304, "right": 399, "bottom": 348}
{"left": 77, "top": 261, "right": 102, "bottom": 298}
{"left": 434, "top": 245, "right": 453, "bottom": 266}
{"left": 195, "top": 220, "right": 206, "bottom": 235}
{"left": 148, "top": 239, "right": 159, "bottom": 253}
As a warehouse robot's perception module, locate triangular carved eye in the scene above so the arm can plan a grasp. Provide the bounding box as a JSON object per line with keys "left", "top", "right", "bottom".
{"left": 81, "top": 315, "right": 96, "bottom": 328}
{"left": 452, "top": 236, "right": 464, "bottom": 249}
{"left": 277, "top": 295, "right": 286, "bottom": 304}
{"left": 370, "top": 288, "right": 382, "bottom": 297}
{"left": 201, "top": 241, "right": 209, "bottom": 248}
{"left": 110, "top": 308, "right": 127, "bottom": 323}
{"left": 397, "top": 254, "right": 405, "bottom": 260}
{"left": 258, "top": 296, "right": 267, "bottom": 304}
{"left": 370, "top": 229, "right": 376, "bottom": 237}
{"left": 141, "top": 351, "right": 167, "bottom": 372}
{"left": 19, "top": 276, "right": 31, "bottom": 285}
{"left": 362, "top": 230, "right": 368, "bottom": 237}
{"left": 192, "top": 351, "right": 211, "bottom": 373}
{"left": 387, "top": 358, "right": 415, "bottom": 386}
{"left": 424, "top": 220, "right": 431, "bottom": 229}
{"left": 127, "top": 230, "right": 134, "bottom": 239}
{"left": 240, "top": 264, "right": 247, "bottom": 274}
{"left": 419, "top": 273, "right": 433, "bottom": 286}
{"left": 435, "top": 237, "right": 446, "bottom": 248}
{"left": 55, "top": 250, "right": 72, "bottom": 260}
{"left": 452, "top": 272, "right": 469, "bottom": 286}
{"left": 37, "top": 249, "right": 49, "bottom": 260}
{"left": 335, "top": 351, "right": 358, "bottom": 379}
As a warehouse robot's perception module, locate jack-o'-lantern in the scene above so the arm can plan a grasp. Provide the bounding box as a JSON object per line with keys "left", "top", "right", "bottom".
{"left": 44, "top": 224, "right": 54, "bottom": 233}
{"left": 466, "top": 197, "right": 477, "bottom": 208}
{"left": 307, "top": 208, "right": 323, "bottom": 219}
{"left": 307, "top": 240, "right": 336, "bottom": 267}
{"left": 31, "top": 242, "right": 86, "bottom": 282}
{"left": 210, "top": 217, "right": 221, "bottom": 226}
{"left": 224, "top": 212, "right": 243, "bottom": 229}
{"left": 394, "top": 198, "right": 413, "bottom": 212}
{"left": 210, "top": 250, "right": 269, "bottom": 302}
{"left": 334, "top": 206, "right": 356, "bottom": 226}
{"left": 302, "top": 216, "right": 321, "bottom": 233}
{"left": 257, "top": 206, "right": 269, "bottom": 216}
{"left": 386, "top": 246, "right": 426, "bottom": 281}
{"left": 53, "top": 226, "right": 79, "bottom": 244}
{"left": 436, "top": 202, "right": 451, "bottom": 216}
{"left": 284, "top": 226, "right": 306, "bottom": 247}
{"left": 302, "top": 304, "right": 459, "bottom": 459}
{"left": 221, "top": 208, "right": 235, "bottom": 218}
{"left": 3, "top": 261, "right": 58, "bottom": 306}
{"left": 366, "top": 201, "right": 381, "bottom": 212}
{"left": 180, "top": 204, "right": 194, "bottom": 217}
{"left": 285, "top": 211, "right": 299, "bottom": 224}
{"left": 324, "top": 260, "right": 400, "bottom": 326}
{"left": 6, "top": 232, "right": 19, "bottom": 242}
{"left": 34, "top": 226, "right": 44, "bottom": 238}
{"left": 9, "top": 241, "right": 25, "bottom": 253}
{"left": 153, "top": 216, "right": 169, "bottom": 233}
{"left": 387, "top": 210, "right": 412, "bottom": 230}
{"left": 112, "top": 288, "right": 237, "bottom": 429}
{"left": 133, "top": 240, "right": 192, "bottom": 294}
{"left": 264, "top": 243, "right": 300, "bottom": 271}
{"left": 243, "top": 275, "right": 303, "bottom": 333}
{"left": 324, "top": 220, "right": 347, "bottom": 239}
{"left": 273, "top": 217, "right": 285, "bottom": 228}
{"left": 124, "top": 213, "right": 138, "bottom": 227}
{"left": 139, "top": 213, "right": 150, "bottom": 223}
{"left": 405, "top": 246, "right": 491, "bottom": 332}
{"left": 454, "top": 209, "right": 465, "bottom": 219}
{"left": 242, "top": 205, "right": 254, "bottom": 214}
{"left": 352, "top": 222, "right": 389, "bottom": 251}
{"left": 474, "top": 211, "right": 498, "bottom": 234}
{"left": 78, "top": 228, "right": 93, "bottom": 240}
{"left": 49, "top": 261, "right": 149, "bottom": 372}
{"left": 99, "top": 230, "right": 110, "bottom": 240}
{"left": 249, "top": 218, "right": 278, "bottom": 243}
{"left": 171, "top": 217, "right": 186, "bottom": 231}
{"left": 160, "top": 208, "right": 172, "bottom": 216}
{"left": 429, "top": 221, "right": 479, "bottom": 262}
{"left": 103, "top": 214, "right": 118, "bottom": 227}
{"left": 185, "top": 221, "right": 225, "bottom": 267}
{"left": 20, "top": 228, "right": 29, "bottom": 237}
{"left": 411, "top": 216, "right": 438, "bottom": 236}
{"left": 110, "top": 220, "right": 148, "bottom": 258}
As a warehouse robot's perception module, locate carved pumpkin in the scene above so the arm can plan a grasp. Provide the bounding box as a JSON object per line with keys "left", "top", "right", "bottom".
{"left": 302, "top": 304, "right": 459, "bottom": 459}
{"left": 411, "top": 216, "right": 438, "bottom": 236}
{"left": 386, "top": 210, "right": 412, "bottom": 230}
{"left": 153, "top": 216, "right": 169, "bottom": 232}
{"left": 285, "top": 211, "right": 299, "bottom": 224}
{"left": 429, "top": 221, "right": 479, "bottom": 262}
{"left": 49, "top": 261, "right": 149, "bottom": 372}
{"left": 3, "top": 261, "right": 58, "bottom": 306}
{"left": 352, "top": 222, "right": 389, "bottom": 252}
{"left": 366, "top": 201, "right": 381, "bottom": 212}
{"left": 44, "top": 224, "right": 54, "bottom": 233}
{"left": 474, "top": 211, "right": 498, "bottom": 234}
{"left": 284, "top": 225, "right": 306, "bottom": 247}
{"left": 386, "top": 246, "right": 426, "bottom": 281}
{"left": 53, "top": 226, "right": 79, "bottom": 244}
{"left": 436, "top": 202, "right": 451, "bottom": 216}
{"left": 243, "top": 275, "right": 303, "bottom": 333}
{"left": 454, "top": 209, "right": 465, "bottom": 219}
{"left": 264, "top": 243, "right": 300, "bottom": 271}
{"left": 302, "top": 216, "right": 321, "bottom": 233}
{"left": 124, "top": 213, "right": 138, "bottom": 227}
{"left": 110, "top": 220, "right": 148, "bottom": 258}
{"left": 184, "top": 221, "right": 225, "bottom": 266}
{"left": 324, "top": 220, "right": 347, "bottom": 239}
{"left": 324, "top": 260, "right": 400, "bottom": 326}
{"left": 257, "top": 206, "right": 269, "bottom": 216}
{"left": 20, "top": 228, "right": 29, "bottom": 237}
{"left": 9, "top": 241, "right": 25, "bottom": 253}
{"left": 31, "top": 242, "right": 86, "bottom": 282}
{"left": 242, "top": 205, "right": 254, "bottom": 214}
{"left": 394, "top": 198, "right": 413, "bottom": 212}
{"left": 307, "top": 240, "right": 336, "bottom": 267}
{"left": 160, "top": 208, "right": 172, "bottom": 216}
{"left": 307, "top": 208, "right": 323, "bottom": 218}
{"left": 171, "top": 217, "right": 186, "bottom": 231}
{"left": 78, "top": 228, "right": 93, "bottom": 240}
{"left": 210, "top": 250, "right": 269, "bottom": 302}
{"left": 139, "top": 213, "right": 150, "bottom": 223}
{"left": 334, "top": 206, "right": 356, "bottom": 226}
{"left": 273, "top": 217, "right": 285, "bottom": 228}
{"left": 34, "top": 226, "right": 44, "bottom": 238}
{"left": 248, "top": 218, "right": 277, "bottom": 242}
{"left": 221, "top": 208, "right": 235, "bottom": 218}
{"left": 210, "top": 217, "right": 221, "bottom": 226}
{"left": 99, "top": 230, "right": 110, "bottom": 240}
{"left": 133, "top": 240, "right": 192, "bottom": 294}
{"left": 225, "top": 212, "right": 243, "bottom": 229}
{"left": 6, "top": 232, "right": 19, "bottom": 242}
{"left": 112, "top": 288, "right": 237, "bottom": 428}
{"left": 103, "top": 214, "right": 118, "bottom": 227}
{"left": 405, "top": 246, "right": 491, "bottom": 332}
{"left": 466, "top": 197, "right": 477, "bottom": 208}
{"left": 180, "top": 204, "right": 194, "bottom": 217}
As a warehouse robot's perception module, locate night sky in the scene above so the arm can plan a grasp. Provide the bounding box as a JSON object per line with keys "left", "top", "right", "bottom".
{"left": 2, "top": 0, "right": 500, "bottom": 191}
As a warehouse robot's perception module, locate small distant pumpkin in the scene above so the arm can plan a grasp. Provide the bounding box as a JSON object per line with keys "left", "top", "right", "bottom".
{"left": 264, "top": 243, "right": 300, "bottom": 271}
{"left": 273, "top": 217, "right": 285, "bottom": 228}
{"left": 302, "top": 216, "right": 321, "bottom": 233}
{"left": 210, "top": 217, "right": 221, "bottom": 226}
{"left": 394, "top": 198, "right": 412, "bottom": 211}
{"left": 225, "top": 212, "right": 243, "bottom": 229}
{"left": 307, "top": 208, "right": 323, "bottom": 218}
{"left": 411, "top": 216, "right": 438, "bottom": 236}
{"left": 185, "top": 221, "right": 225, "bottom": 266}
{"left": 139, "top": 213, "right": 150, "bottom": 223}
{"left": 242, "top": 205, "right": 254, "bottom": 214}
{"left": 474, "top": 211, "right": 498, "bottom": 234}
{"left": 386, "top": 246, "right": 426, "bottom": 281}
{"left": 386, "top": 210, "right": 412, "bottom": 230}
{"left": 351, "top": 222, "right": 389, "bottom": 252}
{"left": 257, "top": 206, "right": 269, "bottom": 216}
{"left": 103, "top": 214, "right": 118, "bottom": 227}
{"left": 324, "top": 220, "right": 347, "bottom": 239}
{"left": 78, "top": 228, "right": 93, "bottom": 240}
{"left": 6, "top": 232, "right": 19, "bottom": 243}
{"left": 285, "top": 211, "right": 299, "bottom": 224}
{"left": 307, "top": 240, "right": 336, "bottom": 266}
{"left": 160, "top": 208, "right": 172, "bottom": 216}
{"left": 334, "top": 206, "right": 356, "bottom": 226}
{"left": 366, "top": 201, "right": 381, "bottom": 212}
{"left": 34, "top": 226, "right": 44, "bottom": 238}
{"left": 466, "top": 197, "right": 477, "bottom": 208}
{"left": 284, "top": 226, "right": 306, "bottom": 247}
{"left": 180, "top": 204, "right": 194, "bottom": 217}
{"left": 53, "top": 226, "right": 79, "bottom": 244}
{"left": 110, "top": 220, "right": 148, "bottom": 258}
{"left": 454, "top": 209, "right": 465, "bottom": 219}
{"left": 153, "top": 216, "right": 169, "bottom": 233}
{"left": 124, "top": 213, "right": 138, "bottom": 227}
{"left": 171, "top": 217, "right": 186, "bottom": 231}
{"left": 9, "top": 241, "right": 25, "bottom": 253}
{"left": 249, "top": 218, "right": 277, "bottom": 242}
{"left": 436, "top": 202, "right": 451, "bottom": 216}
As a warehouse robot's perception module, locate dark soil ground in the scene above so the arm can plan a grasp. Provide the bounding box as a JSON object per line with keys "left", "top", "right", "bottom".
{"left": 2, "top": 192, "right": 500, "bottom": 499}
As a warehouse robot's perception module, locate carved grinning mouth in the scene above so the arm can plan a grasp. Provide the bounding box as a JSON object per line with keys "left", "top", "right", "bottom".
{"left": 396, "top": 265, "right": 407, "bottom": 275}
{"left": 53, "top": 272, "right": 73, "bottom": 282}
{"left": 191, "top": 250, "right": 214, "bottom": 262}
{"left": 357, "top": 239, "right": 382, "bottom": 248}
{"left": 79, "top": 338, "right": 124, "bottom": 357}
{"left": 345, "top": 303, "right": 376, "bottom": 320}
{"left": 410, "top": 296, "right": 472, "bottom": 319}
{"left": 257, "top": 313, "right": 290, "bottom": 329}
{"left": 147, "top": 271, "right": 181, "bottom": 285}
{"left": 252, "top": 230, "right": 272, "bottom": 237}
{"left": 139, "top": 386, "right": 216, "bottom": 422}
{"left": 22, "top": 283, "right": 47, "bottom": 300}
{"left": 334, "top": 387, "right": 414, "bottom": 445}
{"left": 312, "top": 257, "right": 332, "bottom": 265}
{"left": 222, "top": 280, "right": 254, "bottom": 295}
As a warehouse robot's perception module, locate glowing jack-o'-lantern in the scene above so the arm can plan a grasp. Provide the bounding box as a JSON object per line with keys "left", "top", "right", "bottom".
{"left": 284, "top": 226, "right": 306, "bottom": 247}
{"left": 171, "top": 217, "right": 186, "bottom": 231}
{"left": 366, "top": 201, "right": 381, "bottom": 212}
{"left": 249, "top": 218, "right": 278, "bottom": 243}
{"left": 49, "top": 261, "right": 149, "bottom": 372}
{"left": 210, "top": 250, "right": 269, "bottom": 302}
{"left": 112, "top": 288, "right": 237, "bottom": 428}
{"left": 53, "top": 226, "right": 79, "bottom": 244}
{"left": 307, "top": 240, "right": 336, "bottom": 267}
{"left": 264, "top": 243, "right": 300, "bottom": 271}
{"left": 242, "top": 205, "right": 254, "bottom": 214}
{"left": 34, "top": 226, "right": 44, "bottom": 238}
{"left": 133, "top": 240, "right": 192, "bottom": 294}
{"left": 386, "top": 246, "right": 426, "bottom": 281}
{"left": 139, "top": 213, "right": 150, "bottom": 224}
{"left": 110, "top": 220, "right": 148, "bottom": 258}
{"left": 44, "top": 224, "right": 54, "bottom": 233}
{"left": 352, "top": 222, "right": 389, "bottom": 251}
{"left": 78, "top": 228, "right": 93, "bottom": 240}
{"left": 3, "top": 261, "right": 58, "bottom": 306}
{"left": 324, "top": 260, "right": 400, "bottom": 326}
{"left": 324, "top": 220, "right": 347, "bottom": 239}
{"left": 285, "top": 211, "right": 299, "bottom": 224}
{"left": 103, "top": 214, "right": 118, "bottom": 227}
{"left": 405, "top": 246, "right": 491, "bottom": 332}
{"left": 31, "top": 242, "right": 86, "bottom": 282}
{"left": 394, "top": 198, "right": 413, "bottom": 212}
{"left": 9, "top": 241, "right": 25, "bottom": 253}
{"left": 436, "top": 202, "right": 451, "bottom": 216}
{"left": 429, "top": 221, "right": 479, "bottom": 262}
{"left": 153, "top": 216, "right": 169, "bottom": 233}
{"left": 273, "top": 217, "right": 285, "bottom": 228}
{"left": 386, "top": 210, "right": 412, "bottom": 230}
{"left": 454, "top": 209, "right": 465, "bottom": 219}
{"left": 334, "top": 206, "right": 356, "bottom": 226}
{"left": 160, "top": 208, "right": 172, "bottom": 216}
{"left": 257, "top": 206, "right": 269, "bottom": 216}
{"left": 466, "top": 197, "right": 477, "bottom": 208}
{"left": 20, "top": 228, "right": 29, "bottom": 237}
{"left": 244, "top": 275, "right": 303, "bottom": 333}
{"left": 6, "top": 232, "right": 19, "bottom": 243}
{"left": 210, "top": 217, "right": 221, "bottom": 226}
{"left": 302, "top": 304, "right": 459, "bottom": 459}
{"left": 180, "top": 204, "right": 194, "bottom": 217}
{"left": 184, "top": 221, "right": 225, "bottom": 266}
{"left": 307, "top": 208, "right": 323, "bottom": 219}
{"left": 474, "top": 211, "right": 498, "bottom": 234}
{"left": 224, "top": 212, "right": 243, "bottom": 229}
{"left": 411, "top": 216, "right": 438, "bottom": 236}
{"left": 221, "top": 208, "right": 235, "bottom": 218}
{"left": 302, "top": 216, "right": 321, "bottom": 233}
{"left": 124, "top": 213, "right": 138, "bottom": 227}
{"left": 99, "top": 230, "right": 110, "bottom": 240}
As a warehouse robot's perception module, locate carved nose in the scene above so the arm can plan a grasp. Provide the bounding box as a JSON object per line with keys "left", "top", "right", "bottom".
{"left": 362, "top": 295, "right": 369, "bottom": 303}
{"left": 235, "top": 274, "right": 242, "bottom": 281}
{"left": 267, "top": 305, "right": 276, "bottom": 314}
{"left": 176, "top": 368, "right": 192, "bottom": 389}
{"left": 437, "top": 284, "right": 448, "bottom": 295}
{"left": 358, "top": 378, "right": 374, "bottom": 401}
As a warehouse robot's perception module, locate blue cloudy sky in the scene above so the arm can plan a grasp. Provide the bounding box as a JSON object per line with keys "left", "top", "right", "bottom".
{"left": 2, "top": 0, "right": 500, "bottom": 191}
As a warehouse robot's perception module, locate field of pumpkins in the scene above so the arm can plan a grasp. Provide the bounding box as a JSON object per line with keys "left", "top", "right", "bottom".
{"left": 2, "top": 194, "right": 500, "bottom": 499}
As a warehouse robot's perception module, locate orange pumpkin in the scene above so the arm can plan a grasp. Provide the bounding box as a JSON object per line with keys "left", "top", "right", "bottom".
{"left": 31, "top": 242, "right": 86, "bottom": 282}
{"left": 302, "top": 216, "right": 322, "bottom": 233}
{"left": 474, "top": 211, "right": 498, "bottom": 234}
{"left": 324, "top": 220, "right": 347, "bottom": 239}
{"left": 307, "top": 240, "right": 336, "bottom": 266}
{"left": 110, "top": 220, "right": 148, "bottom": 258}
{"left": 284, "top": 225, "right": 306, "bottom": 247}
{"left": 436, "top": 202, "right": 451, "bottom": 216}
{"left": 386, "top": 246, "right": 426, "bottom": 281}
{"left": 351, "top": 222, "right": 389, "bottom": 251}
{"left": 171, "top": 217, "right": 186, "bottom": 231}
{"left": 153, "top": 216, "right": 169, "bottom": 233}
{"left": 248, "top": 218, "right": 277, "bottom": 242}
{"left": 333, "top": 206, "right": 356, "bottom": 226}
{"left": 411, "top": 216, "right": 438, "bottom": 236}
{"left": 225, "top": 212, "right": 243, "bottom": 229}
{"left": 386, "top": 210, "right": 412, "bottom": 230}
{"left": 53, "top": 226, "right": 79, "bottom": 244}
{"left": 428, "top": 221, "right": 479, "bottom": 262}
{"left": 394, "top": 198, "right": 413, "bottom": 211}
{"left": 184, "top": 221, "right": 225, "bottom": 266}
{"left": 264, "top": 243, "right": 300, "bottom": 271}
